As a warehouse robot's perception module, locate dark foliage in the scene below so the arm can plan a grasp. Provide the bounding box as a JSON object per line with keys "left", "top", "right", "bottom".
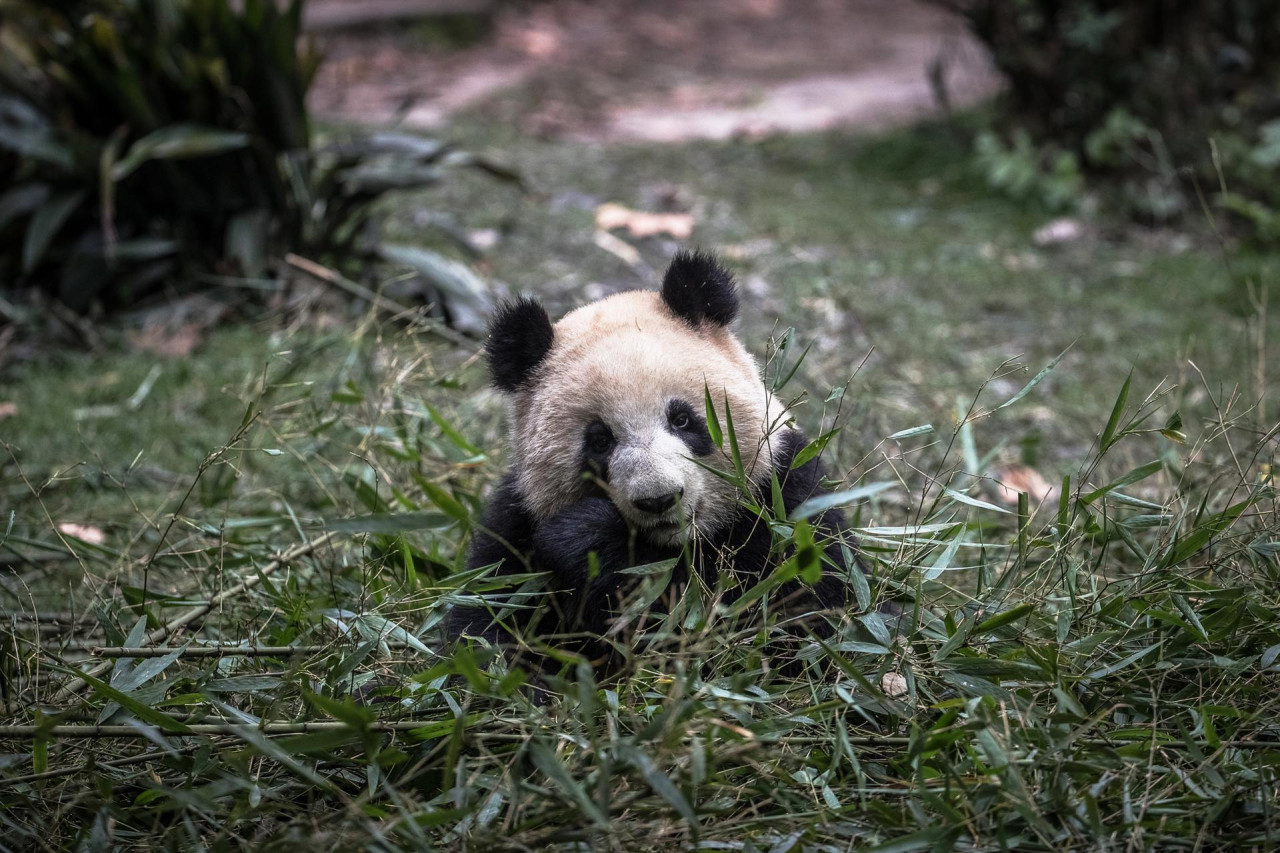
{"left": 0, "top": 0, "right": 512, "bottom": 312}
{"left": 934, "top": 0, "right": 1280, "bottom": 232}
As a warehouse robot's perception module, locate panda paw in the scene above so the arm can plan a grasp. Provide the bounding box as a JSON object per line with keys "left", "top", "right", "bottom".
{"left": 532, "top": 497, "right": 628, "bottom": 580}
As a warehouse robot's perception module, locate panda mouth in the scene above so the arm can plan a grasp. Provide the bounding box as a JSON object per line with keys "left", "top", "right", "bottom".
{"left": 613, "top": 491, "right": 694, "bottom": 543}
{"left": 635, "top": 514, "right": 691, "bottom": 545}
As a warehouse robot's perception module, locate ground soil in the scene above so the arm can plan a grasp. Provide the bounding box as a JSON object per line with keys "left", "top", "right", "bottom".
{"left": 308, "top": 0, "right": 999, "bottom": 140}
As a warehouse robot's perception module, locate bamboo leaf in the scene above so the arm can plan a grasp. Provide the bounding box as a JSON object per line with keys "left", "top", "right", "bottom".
{"left": 326, "top": 511, "right": 454, "bottom": 533}
{"left": 888, "top": 424, "right": 934, "bottom": 440}
{"left": 792, "top": 428, "right": 839, "bottom": 469}
{"left": 529, "top": 740, "right": 609, "bottom": 826}
{"left": 972, "top": 602, "right": 1036, "bottom": 635}
{"left": 23, "top": 190, "right": 85, "bottom": 273}
{"left": 943, "top": 487, "right": 1013, "bottom": 514}
{"left": 995, "top": 346, "right": 1070, "bottom": 411}
{"left": 1099, "top": 372, "right": 1132, "bottom": 451}
{"left": 111, "top": 124, "right": 249, "bottom": 182}
{"left": 615, "top": 743, "right": 700, "bottom": 828}
{"left": 1081, "top": 460, "right": 1163, "bottom": 505}
{"left": 793, "top": 482, "right": 897, "bottom": 521}
{"left": 68, "top": 668, "right": 192, "bottom": 734}
{"left": 703, "top": 383, "right": 723, "bottom": 449}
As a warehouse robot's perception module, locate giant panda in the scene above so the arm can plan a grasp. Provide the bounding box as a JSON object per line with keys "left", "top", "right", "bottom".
{"left": 447, "top": 249, "right": 864, "bottom": 678}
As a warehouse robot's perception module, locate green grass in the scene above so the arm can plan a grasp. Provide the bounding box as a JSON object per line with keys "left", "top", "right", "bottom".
{"left": 2, "top": 119, "right": 1279, "bottom": 850}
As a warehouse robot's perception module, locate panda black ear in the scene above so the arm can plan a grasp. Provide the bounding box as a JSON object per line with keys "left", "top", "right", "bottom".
{"left": 660, "top": 248, "right": 738, "bottom": 327}
{"left": 486, "top": 297, "right": 554, "bottom": 393}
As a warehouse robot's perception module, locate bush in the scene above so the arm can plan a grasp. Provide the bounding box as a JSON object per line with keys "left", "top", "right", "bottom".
{"left": 0, "top": 0, "right": 508, "bottom": 312}
{"left": 935, "top": 0, "right": 1280, "bottom": 230}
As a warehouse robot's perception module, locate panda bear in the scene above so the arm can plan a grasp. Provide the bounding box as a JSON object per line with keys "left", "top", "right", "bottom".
{"left": 447, "top": 249, "right": 864, "bottom": 676}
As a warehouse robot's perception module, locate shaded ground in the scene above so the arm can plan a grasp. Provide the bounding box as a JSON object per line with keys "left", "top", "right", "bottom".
{"left": 310, "top": 0, "right": 998, "bottom": 139}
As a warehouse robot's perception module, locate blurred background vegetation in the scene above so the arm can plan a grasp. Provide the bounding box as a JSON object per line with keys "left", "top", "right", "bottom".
{"left": 2, "top": 0, "right": 1278, "bottom": 325}
{"left": 0, "top": 0, "right": 510, "bottom": 320}
{"left": 935, "top": 0, "right": 1280, "bottom": 233}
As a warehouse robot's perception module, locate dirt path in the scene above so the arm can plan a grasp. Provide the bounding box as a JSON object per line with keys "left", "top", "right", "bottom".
{"left": 308, "top": 0, "right": 998, "bottom": 141}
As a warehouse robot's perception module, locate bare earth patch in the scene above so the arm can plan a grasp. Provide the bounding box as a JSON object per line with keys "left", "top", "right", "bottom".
{"left": 308, "top": 0, "right": 999, "bottom": 140}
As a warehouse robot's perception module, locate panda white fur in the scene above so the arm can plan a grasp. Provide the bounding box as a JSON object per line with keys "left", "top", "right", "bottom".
{"left": 447, "top": 250, "right": 862, "bottom": 670}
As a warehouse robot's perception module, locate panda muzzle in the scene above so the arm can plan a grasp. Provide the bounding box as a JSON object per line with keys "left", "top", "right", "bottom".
{"left": 633, "top": 489, "right": 684, "bottom": 516}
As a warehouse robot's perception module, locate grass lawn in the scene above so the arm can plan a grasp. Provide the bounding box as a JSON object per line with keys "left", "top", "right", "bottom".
{"left": 2, "top": 117, "right": 1279, "bottom": 850}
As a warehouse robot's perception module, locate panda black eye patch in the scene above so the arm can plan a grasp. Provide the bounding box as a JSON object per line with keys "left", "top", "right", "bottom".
{"left": 666, "top": 399, "right": 714, "bottom": 456}
{"left": 586, "top": 417, "right": 614, "bottom": 458}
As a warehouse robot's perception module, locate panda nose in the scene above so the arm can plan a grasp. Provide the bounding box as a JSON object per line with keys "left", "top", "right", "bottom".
{"left": 633, "top": 490, "right": 683, "bottom": 515}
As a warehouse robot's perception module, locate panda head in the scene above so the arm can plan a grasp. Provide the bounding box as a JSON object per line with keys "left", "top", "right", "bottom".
{"left": 485, "top": 249, "right": 789, "bottom": 543}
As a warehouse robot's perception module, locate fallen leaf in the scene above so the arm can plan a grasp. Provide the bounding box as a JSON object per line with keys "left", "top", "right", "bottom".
{"left": 126, "top": 295, "right": 226, "bottom": 358}
{"left": 58, "top": 523, "right": 106, "bottom": 545}
{"left": 0, "top": 402, "right": 16, "bottom": 419}
{"left": 744, "top": 0, "right": 782, "bottom": 16}
{"left": 127, "top": 320, "right": 204, "bottom": 358}
{"left": 468, "top": 228, "right": 500, "bottom": 251}
{"left": 515, "top": 21, "right": 561, "bottom": 59}
{"left": 593, "top": 229, "right": 642, "bottom": 266}
{"left": 1033, "top": 217, "right": 1083, "bottom": 246}
{"left": 990, "top": 465, "right": 1060, "bottom": 507}
{"left": 880, "top": 672, "right": 908, "bottom": 697}
{"left": 595, "top": 202, "right": 694, "bottom": 239}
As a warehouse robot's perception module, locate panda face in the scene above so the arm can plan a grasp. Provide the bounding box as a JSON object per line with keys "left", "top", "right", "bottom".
{"left": 577, "top": 397, "right": 718, "bottom": 542}
{"left": 499, "top": 288, "right": 788, "bottom": 541}
{"left": 484, "top": 251, "right": 788, "bottom": 541}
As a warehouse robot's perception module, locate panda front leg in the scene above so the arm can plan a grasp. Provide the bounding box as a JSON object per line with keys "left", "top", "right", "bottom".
{"left": 532, "top": 496, "right": 680, "bottom": 637}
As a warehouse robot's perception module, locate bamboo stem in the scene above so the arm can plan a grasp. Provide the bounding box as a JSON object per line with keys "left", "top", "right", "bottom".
{"left": 46, "top": 532, "right": 338, "bottom": 703}
{"left": 84, "top": 643, "right": 413, "bottom": 658}
{"left": 285, "top": 253, "right": 478, "bottom": 349}
{"left": 1, "top": 744, "right": 208, "bottom": 786}
{"left": 0, "top": 721, "right": 440, "bottom": 738}
{"left": 2, "top": 721, "right": 1277, "bottom": 751}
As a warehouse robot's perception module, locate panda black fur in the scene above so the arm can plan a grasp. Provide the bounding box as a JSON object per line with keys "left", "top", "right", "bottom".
{"left": 447, "top": 250, "right": 862, "bottom": 669}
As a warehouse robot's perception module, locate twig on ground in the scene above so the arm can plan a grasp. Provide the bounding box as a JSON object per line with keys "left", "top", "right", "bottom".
{"left": 82, "top": 643, "right": 413, "bottom": 658}
{"left": 284, "top": 253, "right": 478, "bottom": 349}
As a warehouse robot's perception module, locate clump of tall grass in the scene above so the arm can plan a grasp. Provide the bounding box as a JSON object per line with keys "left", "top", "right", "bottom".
{"left": 1, "top": 318, "right": 1277, "bottom": 850}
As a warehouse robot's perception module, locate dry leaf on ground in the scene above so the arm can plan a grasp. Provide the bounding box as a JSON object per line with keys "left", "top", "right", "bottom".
{"left": 1033, "top": 217, "right": 1084, "bottom": 246}
{"left": 127, "top": 321, "right": 205, "bottom": 358}
{"left": 595, "top": 202, "right": 694, "bottom": 239}
{"left": 881, "top": 672, "right": 909, "bottom": 697}
{"left": 990, "top": 465, "right": 1060, "bottom": 507}
{"left": 57, "top": 523, "right": 106, "bottom": 545}
{"left": 592, "top": 230, "right": 643, "bottom": 266}
{"left": 0, "top": 402, "right": 16, "bottom": 420}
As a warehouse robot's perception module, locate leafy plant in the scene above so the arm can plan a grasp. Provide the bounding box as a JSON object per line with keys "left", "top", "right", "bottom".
{"left": 974, "top": 128, "right": 1082, "bottom": 212}
{"left": 936, "top": 0, "right": 1280, "bottom": 235}
{"left": 0, "top": 0, "right": 510, "bottom": 312}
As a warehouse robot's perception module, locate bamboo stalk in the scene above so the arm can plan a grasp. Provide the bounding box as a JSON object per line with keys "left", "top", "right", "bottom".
{"left": 85, "top": 643, "right": 413, "bottom": 658}
{"left": 1, "top": 744, "right": 208, "bottom": 786}
{"left": 0, "top": 721, "right": 439, "bottom": 737}
{"left": 46, "top": 532, "right": 338, "bottom": 703}
{"left": 0, "top": 722, "right": 890, "bottom": 741}
{"left": 2, "top": 721, "right": 1277, "bottom": 751}
{"left": 0, "top": 610, "right": 95, "bottom": 624}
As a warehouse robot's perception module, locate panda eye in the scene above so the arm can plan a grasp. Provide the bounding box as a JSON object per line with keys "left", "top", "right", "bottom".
{"left": 584, "top": 421, "right": 615, "bottom": 455}
{"left": 670, "top": 410, "right": 691, "bottom": 430}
